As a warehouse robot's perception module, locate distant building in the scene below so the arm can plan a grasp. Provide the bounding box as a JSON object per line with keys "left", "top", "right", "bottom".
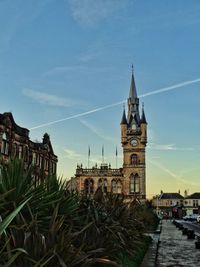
{"left": 152, "top": 192, "right": 184, "bottom": 218}
{"left": 152, "top": 192, "right": 184, "bottom": 208}
{"left": 0, "top": 112, "right": 57, "bottom": 185}
{"left": 184, "top": 192, "right": 200, "bottom": 215}
{"left": 74, "top": 71, "right": 148, "bottom": 201}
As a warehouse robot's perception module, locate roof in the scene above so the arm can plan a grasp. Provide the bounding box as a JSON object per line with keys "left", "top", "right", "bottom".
{"left": 160, "top": 193, "right": 184, "bottom": 200}
{"left": 185, "top": 193, "right": 200, "bottom": 199}
{"left": 0, "top": 112, "right": 29, "bottom": 137}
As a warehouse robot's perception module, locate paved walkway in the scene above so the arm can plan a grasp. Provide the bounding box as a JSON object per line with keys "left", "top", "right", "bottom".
{"left": 156, "top": 220, "right": 200, "bottom": 267}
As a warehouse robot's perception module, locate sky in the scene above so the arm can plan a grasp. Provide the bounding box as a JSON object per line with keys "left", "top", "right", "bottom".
{"left": 0, "top": 0, "right": 200, "bottom": 198}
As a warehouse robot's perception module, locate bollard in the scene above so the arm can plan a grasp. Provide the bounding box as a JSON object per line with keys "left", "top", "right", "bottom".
{"left": 195, "top": 236, "right": 200, "bottom": 249}
{"left": 178, "top": 224, "right": 184, "bottom": 230}
{"left": 182, "top": 228, "right": 188, "bottom": 235}
{"left": 187, "top": 230, "right": 195, "bottom": 239}
{"left": 195, "top": 241, "right": 200, "bottom": 249}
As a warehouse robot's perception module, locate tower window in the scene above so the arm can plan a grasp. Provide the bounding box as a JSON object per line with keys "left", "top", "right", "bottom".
{"left": 130, "top": 174, "right": 139, "bottom": 193}
{"left": 84, "top": 178, "right": 94, "bottom": 194}
{"left": 131, "top": 154, "right": 138, "bottom": 165}
{"left": 1, "top": 133, "right": 9, "bottom": 155}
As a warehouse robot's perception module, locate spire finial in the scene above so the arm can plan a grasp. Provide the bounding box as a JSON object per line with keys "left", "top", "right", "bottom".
{"left": 123, "top": 102, "right": 125, "bottom": 109}
{"left": 131, "top": 64, "right": 134, "bottom": 75}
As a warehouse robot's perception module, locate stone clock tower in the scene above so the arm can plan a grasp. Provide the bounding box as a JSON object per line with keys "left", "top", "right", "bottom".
{"left": 120, "top": 72, "right": 147, "bottom": 200}
{"left": 74, "top": 70, "right": 147, "bottom": 201}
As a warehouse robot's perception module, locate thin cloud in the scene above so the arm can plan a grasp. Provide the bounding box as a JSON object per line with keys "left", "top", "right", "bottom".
{"left": 79, "top": 119, "right": 115, "bottom": 143}
{"left": 68, "top": 0, "right": 128, "bottom": 26}
{"left": 44, "top": 65, "right": 110, "bottom": 76}
{"left": 149, "top": 159, "right": 199, "bottom": 186}
{"left": 23, "top": 88, "right": 82, "bottom": 108}
{"left": 63, "top": 149, "right": 81, "bottom": 160}
{"left": 79, "top": 52, "right": 97, "bottom": 62}
{"left": 148, "top": 143, "right": 194, "bottom": 151}
{"left": 30, "top": 77, "right": 200, "bottom": 130}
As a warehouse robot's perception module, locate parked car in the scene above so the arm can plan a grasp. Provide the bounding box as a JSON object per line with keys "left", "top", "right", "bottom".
{"left": 183, "top": 214, "right": 198, "bottom": 221}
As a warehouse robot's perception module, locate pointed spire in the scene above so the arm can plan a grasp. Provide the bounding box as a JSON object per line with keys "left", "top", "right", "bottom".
{"left": 129, "top": 64, "right": 137, "bottom": 100}
{"left": 121, "top": 104, "right": 127, "bottom": 124}
{"left": 141, "top": 103, "right": 147, "bottom": 124}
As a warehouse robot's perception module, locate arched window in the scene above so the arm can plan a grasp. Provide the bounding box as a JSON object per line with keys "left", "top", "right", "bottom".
{"left": 12, "top": 143, "right": 17, "bottom": 158}
{"left": 130, "top": 154, "right": 138, "bottom": 165}
{"left": 111, "top": 179, "right": 117, "bottom": 194}
{"left": 104, "top": 179, "right": 108, "bottom": 192}
{"left": 1, "top": 133, "right": 9, "bottom": 155}
{"left": 98, "top": 178, "right": 102, "bottom": 187}
{"left": 18, "top": 145, "right": 23, "bottom": 159}
{"left": 112, "top": 180, "right": 122, "bottom": 194}
{"left": 117, "top": 180, "right": 122, "bottom": 194}
{"left": 98, "top": 178, "right": 108, "bottom": 192}
{"left": 84, "top": 178, "right": 94, "bottom": 194}
{"left": 24, "top": 147, "right": 29, "bottom": 162}
{"left": 32, "top": 152, "right": 36, "bottom": 165}
{"left": 130, "top": 174, "right": 139, "bottom": 193}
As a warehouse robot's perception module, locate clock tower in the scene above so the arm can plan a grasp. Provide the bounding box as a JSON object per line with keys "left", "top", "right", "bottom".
{"left": 120, "top": 71, "right": 147, "bottom": 200}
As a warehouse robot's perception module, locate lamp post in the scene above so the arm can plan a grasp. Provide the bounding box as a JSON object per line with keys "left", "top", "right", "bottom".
{"left": 156, "top": 195, "right": 159, "bottom": 216}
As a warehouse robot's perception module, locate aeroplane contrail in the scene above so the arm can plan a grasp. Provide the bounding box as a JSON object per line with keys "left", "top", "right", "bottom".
{"left": 30, "top": 77, "right": 200, "bottom": 130}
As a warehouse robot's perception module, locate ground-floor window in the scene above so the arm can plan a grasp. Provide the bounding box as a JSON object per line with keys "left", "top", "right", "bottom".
{"left": 112, "top": 179, "right": 122, "bottom": 194}
{"left": 84, "top": 178, "right": 94, "bottom": 194}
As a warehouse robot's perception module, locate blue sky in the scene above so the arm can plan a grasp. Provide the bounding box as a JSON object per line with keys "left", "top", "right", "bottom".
{"left": 1, "top": 0, "right": 200, "bottom": 198}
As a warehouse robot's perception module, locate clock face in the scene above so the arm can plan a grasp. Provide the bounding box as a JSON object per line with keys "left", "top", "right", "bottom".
{"left": 130, "top": 139, "right": 138, "bottom": 146}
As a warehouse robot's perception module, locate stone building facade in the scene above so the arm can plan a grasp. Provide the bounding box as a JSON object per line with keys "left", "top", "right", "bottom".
{"left": 0, "top": 112, "right": 57, "bottom": 184}
{"left": 75, "top": 72, "right": 147, "bottom": 200}
{"left": 184, "top": 193, "right": 200, "bottom": 215}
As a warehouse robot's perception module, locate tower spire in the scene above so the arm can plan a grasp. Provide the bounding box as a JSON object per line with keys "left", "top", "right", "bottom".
{"left": 127, "top": 66, "right": 140, "bottom": 126}
{"left": 129, "top": 64, "right": 137, "bottom": 100}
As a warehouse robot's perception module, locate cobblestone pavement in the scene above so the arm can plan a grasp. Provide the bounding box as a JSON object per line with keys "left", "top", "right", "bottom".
{"left": 156, "top": 220, "right": 200, "bottom": 267}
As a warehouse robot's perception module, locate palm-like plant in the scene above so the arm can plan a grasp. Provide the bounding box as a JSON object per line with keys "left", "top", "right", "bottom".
{"left": 0, "top": 159, "right": 157, "bottom": 266}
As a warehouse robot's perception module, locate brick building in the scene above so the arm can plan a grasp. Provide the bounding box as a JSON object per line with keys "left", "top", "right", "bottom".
{"left": 0, "top": 112, "right": 57, "bottom": 184}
